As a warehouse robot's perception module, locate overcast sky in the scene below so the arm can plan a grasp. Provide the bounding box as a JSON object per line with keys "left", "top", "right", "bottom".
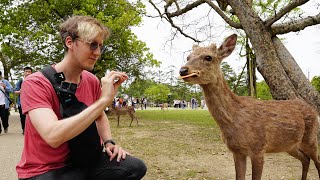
{"left": 132, "top": 2, "right": 320, "bottom": 81}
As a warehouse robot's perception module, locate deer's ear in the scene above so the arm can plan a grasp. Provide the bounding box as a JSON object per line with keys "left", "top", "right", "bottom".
{"left": 192, "top": 44, "right": 199, "bottom": 50}
{"left": 218, "top": 34, "right": 237, "bottom": 59}
{"left": 209, "top": 43, "right": 217, "bottom": 51}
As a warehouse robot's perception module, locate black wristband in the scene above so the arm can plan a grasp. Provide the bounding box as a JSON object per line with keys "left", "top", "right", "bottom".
{"left": 103, "top": 139, "right": 116, "bottom": 146}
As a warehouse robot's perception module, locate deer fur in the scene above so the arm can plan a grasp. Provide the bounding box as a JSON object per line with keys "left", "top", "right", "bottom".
{"left": 105, "top": 106, "right": 138, "bottom": 127}
{"left": 179, "top": 34, "right": 320, "bottom": 180}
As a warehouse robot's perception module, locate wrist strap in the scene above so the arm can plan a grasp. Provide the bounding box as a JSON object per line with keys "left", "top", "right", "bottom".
{"left": 103, "top": 139, "right": 116, "bottom": 146}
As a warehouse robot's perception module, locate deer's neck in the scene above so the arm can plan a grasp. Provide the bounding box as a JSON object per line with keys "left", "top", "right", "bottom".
{"left": 200, "top": 79, "right": 241, "bottom": 126}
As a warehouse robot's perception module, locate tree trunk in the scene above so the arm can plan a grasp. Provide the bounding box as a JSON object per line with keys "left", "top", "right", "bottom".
{"left": 227, "top": 0, "right": 299, "bottom": 98}
{"left": 272, "top": 36, "right": 320, "bottom": 112}
{"left": 226, "top": 0, "right": 320, "bottom": 114}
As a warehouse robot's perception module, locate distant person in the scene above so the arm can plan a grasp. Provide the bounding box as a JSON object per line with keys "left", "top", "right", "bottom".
{"left": 143, "top": 98, "right": 147, "bottom": 110}
{"left": 0, "top": 71, "right": 13, "bottom": 135}
{"left": 15, "top": 66, "right": 33, "bottom": 135}
{"left": 191, "top": 97, "right": 196, "bottom": 109}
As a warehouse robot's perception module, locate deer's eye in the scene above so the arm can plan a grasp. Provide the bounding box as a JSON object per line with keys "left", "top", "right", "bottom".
{"left": 204, "top": 56, "right": 212, "bottom": 61}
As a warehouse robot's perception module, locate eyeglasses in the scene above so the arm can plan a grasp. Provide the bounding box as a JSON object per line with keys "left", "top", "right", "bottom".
{"left": 76, "top": 39, "right": 106, "bottom": 53}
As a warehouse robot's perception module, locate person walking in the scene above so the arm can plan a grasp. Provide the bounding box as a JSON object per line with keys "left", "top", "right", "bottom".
{"left": 0, "top": 71, "right": 13, "bottom": 135}
{"left": 16, "top": 15, "right": 146, "bottom": 180}
{"left": 15, "top": 66, "right": 33, "bottom": 135}
{"left": 143, "top": 98, "right": 147, "bottom": 110}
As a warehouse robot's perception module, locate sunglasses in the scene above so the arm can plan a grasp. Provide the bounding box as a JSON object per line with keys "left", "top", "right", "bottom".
{"left": 76, "top": 39, "right": 106, "bottom": 53}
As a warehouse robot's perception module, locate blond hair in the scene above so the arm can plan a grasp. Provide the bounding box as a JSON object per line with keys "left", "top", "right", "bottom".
{"left": 59, "top": 15, "right": 110, "bottom": 49}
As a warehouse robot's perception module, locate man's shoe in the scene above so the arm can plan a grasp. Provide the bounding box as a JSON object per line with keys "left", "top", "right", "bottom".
{"left": 4, "top": 128, "right": 8, "bottom": 133}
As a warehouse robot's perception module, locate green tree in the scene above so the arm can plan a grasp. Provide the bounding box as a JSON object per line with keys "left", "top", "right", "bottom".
{"left": 1, "top": 0, "right": 159, "bottom": 80}
{"left": 311, "top": 76, "right": 320, "bottom": 93}
{"left": 221, "top": 62, "right": 248, "bottom": 96}
{"left": 144, "top": 84, "right": 170, "bottom": 104}
{"left": 256, "top": 80, "right": 273, "bottom": 100}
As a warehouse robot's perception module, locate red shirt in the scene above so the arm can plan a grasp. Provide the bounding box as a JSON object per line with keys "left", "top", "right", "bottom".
{"left": 16, "top": 69, "right": 101, "bottom": 178}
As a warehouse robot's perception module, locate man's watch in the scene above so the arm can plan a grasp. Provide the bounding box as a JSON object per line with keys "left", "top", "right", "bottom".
{"left": 103, "top": 139, "right": 116, "bottom": 147}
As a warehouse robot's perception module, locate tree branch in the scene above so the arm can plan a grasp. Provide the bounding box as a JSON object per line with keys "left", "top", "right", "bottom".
{"left": 165, "top": 0, "right": 206, "bottom": 18}
{"left": 204, "top": 0, "right": 242, "bottom": 29}
{"left": 271, "top": 13, "right": 320, "bottom": 35}
{"left": 149, "top": 0, "right": 202, "bottom": 42}
{"left": 265, "top": 0, "right": 309, "bottom": 27}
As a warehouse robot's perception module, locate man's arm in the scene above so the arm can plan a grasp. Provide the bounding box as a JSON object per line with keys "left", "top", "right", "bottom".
{"left": 96, "top": 112, "right": 112, "bottom": 142}
{"left": 15, "top": 79, "right": 22, "bottom": 94}
{"left": 29, "top": 71, "right": 128, "bottom": 148}
{"left": 96, "top": 111, "right": 128, "bottom": 162}
{"left": 4, "top": 80, "right": 13, "bottom": 93}
{"left": 29, "top": 97, "right": 110, "bottom": 148}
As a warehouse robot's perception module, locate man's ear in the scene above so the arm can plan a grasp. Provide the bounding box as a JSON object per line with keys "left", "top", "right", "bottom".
{"left": 218, "top": 34, "right": 237, "bottom": 59}
{"left": 65, "top": 36, "right": 74, "bottom": 49}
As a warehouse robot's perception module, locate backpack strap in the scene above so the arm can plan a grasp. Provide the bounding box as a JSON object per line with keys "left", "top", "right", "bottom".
{"left": 40, "top": 65, "right": 78, "bottom": 116}
{"left": 40, "top": 65, "right": 65, "bottom": 91}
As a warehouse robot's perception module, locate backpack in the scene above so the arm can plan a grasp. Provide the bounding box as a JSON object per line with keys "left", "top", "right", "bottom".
{"left": 40, "top": 65, "right": 102, "bottom": 168}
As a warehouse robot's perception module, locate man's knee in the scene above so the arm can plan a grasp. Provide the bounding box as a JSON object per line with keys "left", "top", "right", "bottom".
{"left": 128, "top": 157, "right": 147, "bottom": 179}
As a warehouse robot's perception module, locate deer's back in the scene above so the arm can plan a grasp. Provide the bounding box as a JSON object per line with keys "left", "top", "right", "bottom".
{"left": 220, "top": 98, "right": 319, "bottom": 154}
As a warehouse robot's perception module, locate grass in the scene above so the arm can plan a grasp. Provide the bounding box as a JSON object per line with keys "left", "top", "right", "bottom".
{"left": 109, "top": 109, "right": 228, "bottom": 179}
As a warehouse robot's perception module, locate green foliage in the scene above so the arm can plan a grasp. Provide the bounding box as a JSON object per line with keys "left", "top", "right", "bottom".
{"left": 0, "top": 0, "right": 159, "bottom": 80}
{"left": 311, "top": 76, "right": 320, "bottom": 93}
{"left": 144, "top": 84, "right": 171, "bottom": 104}
{"left": 124, "top": 78, "right": 156, "bottom": 98}
{"left": 255, "top": 0, "right": 302, "bottom": 19}
{"left": 256, "top": 80, "right": 273, "bottom": 100}
{"left": 221, "top": 62, "right": 248, "bottom": 96}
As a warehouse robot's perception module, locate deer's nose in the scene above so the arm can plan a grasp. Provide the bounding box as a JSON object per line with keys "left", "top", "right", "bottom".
{"left": 179, "top": 67, "right": 189, "bottom": 76}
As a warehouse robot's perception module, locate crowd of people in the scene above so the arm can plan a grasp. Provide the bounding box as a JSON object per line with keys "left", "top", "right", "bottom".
{"left": 112, "top": 97, "right": 148, "bottom": 110}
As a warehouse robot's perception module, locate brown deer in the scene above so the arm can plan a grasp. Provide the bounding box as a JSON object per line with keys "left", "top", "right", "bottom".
{"left": 179, "top": 34, "right": 320, "bottom": 180}
{"left": 160, "top": 103, "right": 169, "bottom": 111}
{"left": 105, "top": 106, "right": 138, "bottom": 127}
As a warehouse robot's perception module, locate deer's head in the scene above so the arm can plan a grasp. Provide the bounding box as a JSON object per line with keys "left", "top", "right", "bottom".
{"left": 179, "top": 34, "right": 237, "bottom": 85}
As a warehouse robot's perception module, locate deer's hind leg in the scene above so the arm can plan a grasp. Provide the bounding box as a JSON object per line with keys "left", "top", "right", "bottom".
{"left": 129, "top": 114, "right": 138, "bottom": 127}
{"left": 250, "top": 153, "right": 264, "bottom": 180}
{"left": 233, "top": 153, "right": 247, "bottom": 180}
{"left": 117, "top": 116, "right": 120, "bottom": 126}
{"left": 287, "top": 148, "right": 310, "bottom": 180}
{"left": 299, "top": 143, "right": 320, "bottom": 179}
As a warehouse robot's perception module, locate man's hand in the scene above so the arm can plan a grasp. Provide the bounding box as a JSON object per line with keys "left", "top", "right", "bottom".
{"left": 104, "top": 144, "right": 130, "bottom": 162}
{"left": 100, "top": 71, "right": 128, "bottom": 105}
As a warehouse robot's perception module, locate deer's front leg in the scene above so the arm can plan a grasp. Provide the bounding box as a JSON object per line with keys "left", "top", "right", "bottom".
{"left": 233, "top": 152, "right": 247, "bottom": 180}
{"left": 250, "top": 154, "right": 264, "bottom": 180}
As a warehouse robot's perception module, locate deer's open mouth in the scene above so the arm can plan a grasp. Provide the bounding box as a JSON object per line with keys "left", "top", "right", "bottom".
{"left": 179, "top": 72, "right": 199, "bottom": 79}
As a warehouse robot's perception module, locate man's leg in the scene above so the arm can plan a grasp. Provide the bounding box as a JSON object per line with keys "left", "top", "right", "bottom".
{"left": 18, "top": 106, "right": 26, "bottom": 134}
{"left": 90, "top": 152, "right": 147, "bottom": 180}
{"left": 3, "top": 108, "right": 9, "bottom": 133}
{"left": 0, "top": 105, "right": 5, "bottom": 133}
{"left": 19, "top": 166, "right": 88, "bottom": 180}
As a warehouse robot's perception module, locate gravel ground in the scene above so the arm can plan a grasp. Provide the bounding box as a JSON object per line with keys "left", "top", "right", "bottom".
{"left": 0, "top": 111, "right": 24, "bottom": 180}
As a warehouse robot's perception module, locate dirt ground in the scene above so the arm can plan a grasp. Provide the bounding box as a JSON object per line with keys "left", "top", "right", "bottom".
{"left": 1, "top": 111, "right": 319, "bottom": 180}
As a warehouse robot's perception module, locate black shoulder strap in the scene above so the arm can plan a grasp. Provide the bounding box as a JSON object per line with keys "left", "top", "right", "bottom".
{"left": 40, "top": 65, "right": 65, "bottom": 92}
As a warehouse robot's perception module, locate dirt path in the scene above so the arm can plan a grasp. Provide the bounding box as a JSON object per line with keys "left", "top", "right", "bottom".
{"left": 0, "top": 111, "right": 24, "bottom": 180}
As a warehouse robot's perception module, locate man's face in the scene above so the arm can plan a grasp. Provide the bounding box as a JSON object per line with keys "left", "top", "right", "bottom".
{"left": 72, "top": 36, "right": 104, "bottom": 71}
{"left": 24, "top": 69, "right": 32, "bottom": 77}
